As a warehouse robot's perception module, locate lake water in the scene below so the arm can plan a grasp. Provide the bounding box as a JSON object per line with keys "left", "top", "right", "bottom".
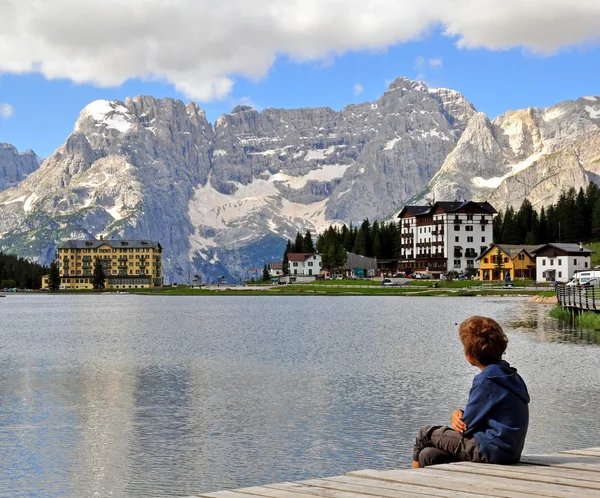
{"left": 1, "top": 295, "right": 599, "bottom": 497}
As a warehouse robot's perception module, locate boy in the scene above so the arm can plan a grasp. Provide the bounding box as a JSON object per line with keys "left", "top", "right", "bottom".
{"left": 412, "top": 316, "right": 529, "bottom": 468}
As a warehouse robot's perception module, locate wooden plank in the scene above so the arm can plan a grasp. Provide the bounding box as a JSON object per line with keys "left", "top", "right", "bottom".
{"left": 521, "top": 454, "right": 600, "bottom": 472}
{"left": 264, "top": 481, "right": 378, "bottom": 498}
{"left": 559, "top": 448, "right": 600, "bottom": 458}
{"left": 302, "top": 477, "right": 444, "bottom": 497}
{"left": 459, "top": 462, "right": 600, "bottom": 484}
{"left": 233, "top": 485, "right": 326, "bottom": 498}
{"left": 348, "top": 469, "right": 537, "bottom": 498}
{"left": 199, "top": 492, "right": 274, "bottom": 498}
{"left": 325, "top": 475, "right": 488, "bottom": 497}
{"left": 429, "top": 462, "right": 600, "bottom": 491}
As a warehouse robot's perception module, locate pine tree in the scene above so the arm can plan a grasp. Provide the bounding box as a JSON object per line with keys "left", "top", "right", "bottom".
{"left": 282, "top": 239, "right": 292, "bottom": 275}
{"left": 294, "top": 232, "right": 304, "bottom": 253}
{"left": 538, "top": 207, "right": 548, "bottom": 243}
{"left": 592, "top": 197, "right": 600, "bottom": 236}
{"left": 501, "top": 207, "right": 520, "bottom": 244}
{"left": 335, "top": 243, "right": 347, "bottom": 271}
{"left": 493, "top": 210, "right": 503, "bottom": 243}
{"left": 48, "top": 260, "right": 61, "bottom": 291}
{"left": 302, "top": 230, "right": 314, "bottom": 253}
{"left": 494, "top": 247, "right": 505, "bottom": 280}
{"left": 262, "top": 263, "right": 270, "bottom": 281}
{"left": 92, "top": 257, "right": 106, "bottom": 290}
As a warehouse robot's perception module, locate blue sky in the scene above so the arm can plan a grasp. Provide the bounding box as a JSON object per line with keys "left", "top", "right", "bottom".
{"left": 1, "top": 27, "right": 599, "bottom": 159}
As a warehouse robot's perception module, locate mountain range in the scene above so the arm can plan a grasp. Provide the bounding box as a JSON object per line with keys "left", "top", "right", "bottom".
{"left": 1, "top": 78, "right": 599, "bottom": 281}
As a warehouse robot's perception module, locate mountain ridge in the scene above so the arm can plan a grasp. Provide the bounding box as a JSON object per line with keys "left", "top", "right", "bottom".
{"left": 1, "top": 80, "right": 599, "bottom": 281}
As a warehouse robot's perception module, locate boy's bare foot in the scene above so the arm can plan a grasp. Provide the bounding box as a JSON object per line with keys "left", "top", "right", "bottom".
{"left": 412, "top": 461, "right": 420, "bottom": 469}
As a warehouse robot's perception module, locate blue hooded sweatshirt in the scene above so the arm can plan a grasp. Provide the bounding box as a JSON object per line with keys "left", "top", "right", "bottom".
{"left": 461, "top": 360, "right": 530, "bottom": 464}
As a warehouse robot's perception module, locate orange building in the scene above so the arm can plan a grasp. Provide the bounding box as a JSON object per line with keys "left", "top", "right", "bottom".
{"left": 477, "top": 244, "right": 539, "bottom": 281}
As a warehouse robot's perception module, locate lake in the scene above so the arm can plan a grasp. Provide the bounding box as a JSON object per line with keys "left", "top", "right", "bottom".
{"left": 0, "top": 295, "right": 599, "bottom": 497}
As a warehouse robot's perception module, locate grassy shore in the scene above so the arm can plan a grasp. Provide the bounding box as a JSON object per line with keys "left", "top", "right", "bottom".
{"left": 550, "top": 304, "right": 600, "bottom": 330}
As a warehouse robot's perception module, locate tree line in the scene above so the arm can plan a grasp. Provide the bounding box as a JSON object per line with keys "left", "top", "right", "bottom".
{"left": 493, "top": 185, "right": 600, "bottom": 245}
{"left": 0, "top": 252, "right": 48, "bottom": 289}
{"left": 281, "top": 220, "right": 401, "bottom": 273}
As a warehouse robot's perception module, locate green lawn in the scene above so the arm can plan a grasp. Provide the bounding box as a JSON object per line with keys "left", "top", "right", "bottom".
{"left": 585, "top": 241, "right": 600, "bottom": 268}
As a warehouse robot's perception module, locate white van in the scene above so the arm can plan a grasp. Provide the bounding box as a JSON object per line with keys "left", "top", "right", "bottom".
{"left": 573, "top": 271, "right": 600, "bottom": 287}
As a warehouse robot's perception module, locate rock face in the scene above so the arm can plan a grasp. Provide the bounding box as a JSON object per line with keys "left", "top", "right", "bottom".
{"left": 419, "top": 97, "right": 600, "bottom": 209}
{"left": 2, "top": 80, "right": 598, "bottom": 281}
{"left": 0, "top": 78, "right": 474, "bottom": 281}
{"left": 0, "top": 144, "right": 41, "bottom": 191}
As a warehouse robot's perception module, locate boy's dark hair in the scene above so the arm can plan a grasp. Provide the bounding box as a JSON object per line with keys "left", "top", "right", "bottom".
{"left": 459, "top": 316, "right": 508, "bottom": 365}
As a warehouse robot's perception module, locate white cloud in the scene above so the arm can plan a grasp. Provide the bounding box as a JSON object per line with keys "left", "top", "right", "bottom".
{"left": 0, "top": 103, "right": 14, "bottom": 119}
{"left": 0, "top": 1, "right": 598, "bottom": 101}
{"left": 353, "top": 83, "right": 364, "bottom": 96}
{"left": 429, "top": 57, "right": 443, "bottom": 69}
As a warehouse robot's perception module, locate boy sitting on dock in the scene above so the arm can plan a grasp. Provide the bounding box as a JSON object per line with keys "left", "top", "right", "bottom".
{"left": 413, "top": 316, "right": 530, "bottom": 468}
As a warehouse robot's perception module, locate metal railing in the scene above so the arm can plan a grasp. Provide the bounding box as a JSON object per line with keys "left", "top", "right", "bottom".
{"left": 556, "top": 285, "right": 598, "bottom": 311}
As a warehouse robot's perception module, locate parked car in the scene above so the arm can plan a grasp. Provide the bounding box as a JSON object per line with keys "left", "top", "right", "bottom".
{"left": 581, "top": 278, "right": 598, "bottom": 289}
{"left": 381, "top": 278, "right": 395, "bottom": 287}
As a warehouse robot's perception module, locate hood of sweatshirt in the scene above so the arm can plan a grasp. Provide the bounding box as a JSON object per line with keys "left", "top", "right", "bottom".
{"left": 479, "top": 360, "right": 530, "bottom": 404}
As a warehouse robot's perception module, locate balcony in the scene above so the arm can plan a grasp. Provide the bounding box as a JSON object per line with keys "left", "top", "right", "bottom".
{"left": 454, "top": 252, "right": 463, "bottom": 258}
{"left": 453, "top": 219, "right": 462, "bottom": 224}
{"left": 465, "top": 250, "right": 477, "bottom": 258}
{"left": 480, "top": 219, "right": 489, "bottom": 225}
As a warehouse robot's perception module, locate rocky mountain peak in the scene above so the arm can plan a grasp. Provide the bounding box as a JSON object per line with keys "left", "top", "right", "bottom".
{"left": 0, "top": 144, "right": 42, "bottom": 192}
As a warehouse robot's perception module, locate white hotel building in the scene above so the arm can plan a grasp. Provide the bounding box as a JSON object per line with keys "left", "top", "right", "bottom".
{"left": 397, "top": 201, "right": 497, "bottom": 275}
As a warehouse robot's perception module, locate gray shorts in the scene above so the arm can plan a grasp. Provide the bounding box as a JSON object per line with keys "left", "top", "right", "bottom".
{"left": 413, "top": 425, "right": 488, "bottom": 467}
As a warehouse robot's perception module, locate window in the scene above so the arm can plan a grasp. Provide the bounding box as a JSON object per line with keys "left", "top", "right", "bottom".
{"left": 558, "top": 272, "right": 562, "bottom": 278}
{"left": 484, "top": 257, "right": 489, "bottom": 264}
{"left": 293, "top": 262, "right": 298, "bottom": 267}
{"left": 420, "top": 228, "right": 422, "bottom": 233}
{"left": 465, "top": 225, "right": 473, "bottom": 232}
{"left": 467, "top": 214, "right": 473, "bottom": 221}
{"left": 481, "top": 237, "right": 486, "bottom": 243}
{"left": 467, "top": 236, "right": 473, "bottom": 242}
{"left": 550, "top": 259, "right": 554, "bottom": 265}
{"left": 454, "top": 225, "right": 460, "bottom": 231}
{"left": 455, "top": 236, "right": 459, "bottom": 242}
{"left": 504, "top": 257, "right": 509, "bottom": 263}
{"left": 574, "top": 259, "right": 578, "bottom": 265}
{"left": 454, "top": 260, "right": 461, "bottom": 268}
{"left": 558, "top": 259, "right": 562, "bottom": 265}
{"left": 518, "top": 254, "right": 525, "bottom": 260}
{"left": 585, "top": 262, "right": 589, "bottom": 268}
{"left": 542, "top": 259, "right": 546, "bottom": 265}
{"left": 308, "top": 262, "right": 313, "bottom": 267}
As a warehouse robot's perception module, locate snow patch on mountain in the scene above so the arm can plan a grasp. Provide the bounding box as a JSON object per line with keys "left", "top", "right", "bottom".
{"left": 77, "top": 100, "right": 133, "bottom": 134}
{"left": 586, "top": 106, "right": 600, "bottom": 119}
{"left": 471, "top": 151, "right": 544, "bottom": 190}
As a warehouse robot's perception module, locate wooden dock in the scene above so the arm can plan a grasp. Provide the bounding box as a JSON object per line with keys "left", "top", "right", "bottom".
{"left": 196, "top": 447, "right": 600, "bottom": 498}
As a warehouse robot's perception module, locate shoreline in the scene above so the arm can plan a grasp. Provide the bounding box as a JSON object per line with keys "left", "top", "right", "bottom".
{"left": 36, "top": 286, "right": 557, "bottom": 298}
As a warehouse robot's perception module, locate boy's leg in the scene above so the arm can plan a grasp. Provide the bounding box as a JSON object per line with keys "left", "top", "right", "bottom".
{"left": 413, "top": 426, "right": 487, "bottom": 468}
{"left": 418, "top": 447, "right": 459, "bottom": 467}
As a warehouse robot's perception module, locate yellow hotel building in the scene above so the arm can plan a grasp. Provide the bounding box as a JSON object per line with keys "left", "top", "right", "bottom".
{"left": 477, "top": 244, "right": 538, "bottom": 281}
{"left": 57, "top": 239, "right": 163, "bottom": 290}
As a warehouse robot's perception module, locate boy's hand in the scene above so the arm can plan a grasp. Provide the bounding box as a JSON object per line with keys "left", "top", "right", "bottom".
{"left": 451, "top": 409, "right": 467, "bottom": 433}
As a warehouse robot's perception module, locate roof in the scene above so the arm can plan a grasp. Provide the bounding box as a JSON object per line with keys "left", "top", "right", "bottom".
{"left": 268, "top": 262, "right": 283, "bottom": 269}
{"left": 398, "top": 200, "right": 497, "bottom": 218}
{"left": 477, "top": 244, "right": 542, "bottom": 261}
{"left": 535, "top": 243, "right": 595, "bottom": 255}
{"left": 58, "top": 239, "right": 162, "bottom": 250}
{"left": 287, "top": 253, "right": 318, "bottom": 262}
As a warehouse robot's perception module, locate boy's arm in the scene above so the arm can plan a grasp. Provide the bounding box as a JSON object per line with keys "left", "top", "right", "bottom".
{"left": 461, "top": 377, "right": 494, "bottom": 436}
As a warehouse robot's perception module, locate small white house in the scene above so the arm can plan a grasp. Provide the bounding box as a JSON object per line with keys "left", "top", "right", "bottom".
{"left": 268, "top": 262, "right": 284, "bottom": 277}
{"left": 288, "top": 253, "right": 322, "bottom": 277}
{"left": 535, "top": 243, "right": 594, "bottom": 282}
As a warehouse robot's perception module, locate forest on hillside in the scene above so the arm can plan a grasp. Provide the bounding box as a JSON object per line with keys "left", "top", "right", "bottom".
{"left": 0, "top": 252, "right": 48, "bottom": 289}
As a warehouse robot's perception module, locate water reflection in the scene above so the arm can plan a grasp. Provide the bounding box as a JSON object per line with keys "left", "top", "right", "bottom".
{"left": 0, "top": 296, "right": 599, "bottom": 497}
{"left": 508, "top": 300, "right": 600, "bottom": 345}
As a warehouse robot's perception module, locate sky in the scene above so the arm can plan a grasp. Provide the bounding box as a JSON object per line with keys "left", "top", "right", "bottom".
{"left": 0, "top": 0, "right": 599, "bottom": 159}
